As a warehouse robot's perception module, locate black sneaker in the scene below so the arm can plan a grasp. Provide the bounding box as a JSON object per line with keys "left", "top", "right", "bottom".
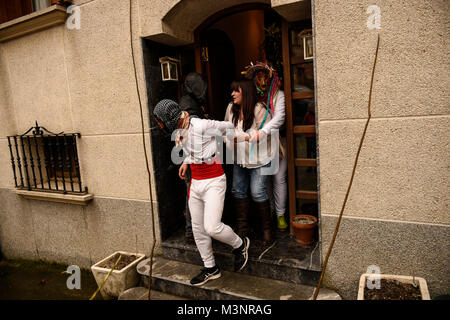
{"left": 190, "top": 265, "right": 221, "bottom": 286}
{"left": 233, "top": 236, "right": 250, "bottom": 272}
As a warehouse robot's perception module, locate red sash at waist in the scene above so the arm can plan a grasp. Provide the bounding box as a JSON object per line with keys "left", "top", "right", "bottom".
{"left": 190, "top": 159, "right": 224, "bottom": 180}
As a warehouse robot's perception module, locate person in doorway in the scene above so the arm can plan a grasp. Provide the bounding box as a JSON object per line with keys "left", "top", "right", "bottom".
{"left": 153, "top": 99, "right": 250, "bottom": 286}
{"left": 224, "top": 79, "right": 274, "bottom": 245}
{"left": 243, "top": 61, "right": 288, "bottom": 233}
{"left": 179, "top": 72, "right": 208, "bottom": 243}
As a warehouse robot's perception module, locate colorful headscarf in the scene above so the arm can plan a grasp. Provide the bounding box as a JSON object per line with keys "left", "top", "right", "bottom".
{"left": 243, "top": 61, "right": 286, "bottom": 159}
{"left": 242, "top": 61, "right": 281, "bottom": 115}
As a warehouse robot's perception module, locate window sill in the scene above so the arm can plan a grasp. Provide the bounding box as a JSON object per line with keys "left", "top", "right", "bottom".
{"left": 13, "top": 189, "right": 94, "bottom": 206}
{"left": 0, "top": 5, "right": 68, "bottom": 43}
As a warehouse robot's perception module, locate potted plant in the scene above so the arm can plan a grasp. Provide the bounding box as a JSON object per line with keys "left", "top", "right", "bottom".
{"left": 358, "top": 273, "right": 430, "bottom": 300}
{"left": 292, "top": 214, "right": 317, "bottom": 247}
{"left": 91, "top": 251, "right": 146, "bottom": 299}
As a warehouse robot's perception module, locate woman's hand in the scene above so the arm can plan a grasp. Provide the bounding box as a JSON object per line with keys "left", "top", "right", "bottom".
{"left": 179, "top": 163, "right": 188, "bottom": 180}
{"left": 234, "top": 132, "right": 250, "bottom": 143}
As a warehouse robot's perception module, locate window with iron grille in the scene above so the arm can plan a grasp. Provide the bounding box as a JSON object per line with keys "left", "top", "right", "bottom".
{"left": 7, "top": 122, "right": 87, "bottom": 194}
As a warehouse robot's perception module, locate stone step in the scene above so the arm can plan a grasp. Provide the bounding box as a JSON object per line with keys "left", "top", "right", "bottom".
{"left": 161, "top": 230, "right": 322, "bottom": 286}
{"left": 136, "top": 257, "right": 341, "bottom": 300}
{"left": 118, "top": 286, "right": 188, "bottom": 300}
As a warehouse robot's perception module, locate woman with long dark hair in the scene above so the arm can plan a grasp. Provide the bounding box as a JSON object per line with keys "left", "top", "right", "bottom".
{"left": 224, "top": 79, "right": 274, "bottom": 245}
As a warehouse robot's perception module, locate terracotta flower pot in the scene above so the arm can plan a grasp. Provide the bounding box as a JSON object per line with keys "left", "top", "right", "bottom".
{"left": 292, "top": 214, "right": 317, "bottom": 247}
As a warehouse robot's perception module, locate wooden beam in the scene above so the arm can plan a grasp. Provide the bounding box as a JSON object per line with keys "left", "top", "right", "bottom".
{"left": 293, "top": 125, "right": 315, "bottom": 134}
{"left": 282, "top": 20, "right": 297, "bottom": 235}
{"left": 295, "top": 158, "right": 316, "bottom": 167}
{"left": 296, "top": 190, "right": 318, "bottom": 200}
{"left": 292, "top": 91, "right": 314, "bottom": 99}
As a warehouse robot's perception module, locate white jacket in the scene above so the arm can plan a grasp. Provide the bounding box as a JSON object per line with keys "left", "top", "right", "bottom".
{"left": 224, "top": 102, "right": 273, "bottom": 168}
{"left": 182, "top": 118, "right": 234, "bottom": 164}
{"left": 260, "top": 90, "right": 285, "bottom": 136}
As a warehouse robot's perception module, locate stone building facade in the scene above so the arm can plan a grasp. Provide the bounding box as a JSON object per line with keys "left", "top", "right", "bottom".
{"left": 0, "top": 0, "right": 448, "bottom": 299}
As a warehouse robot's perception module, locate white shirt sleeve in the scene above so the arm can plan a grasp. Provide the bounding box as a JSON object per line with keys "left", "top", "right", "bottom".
{"left": 260, "top": 90, "right": 285, "bottom": 136}
{"left": 202, "top": 118, "right": 235, "bottom": 135}
{"left": 183, "top": 153, "right": 193, "bottom": 164}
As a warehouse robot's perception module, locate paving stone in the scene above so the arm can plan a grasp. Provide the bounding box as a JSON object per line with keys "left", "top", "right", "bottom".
{"left": 161, "top": 228, "right": 321, "bottom": 286}
{"left": 118, "top": 286, "right": 187, "bottom": 300}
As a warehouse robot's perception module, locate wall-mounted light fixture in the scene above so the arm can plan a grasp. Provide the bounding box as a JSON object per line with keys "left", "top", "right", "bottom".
{"left": 298, "top": 29, "right": 313, "bottom": 60}
{"left": 159, "top": 56, "right": 179, "bottom": 81}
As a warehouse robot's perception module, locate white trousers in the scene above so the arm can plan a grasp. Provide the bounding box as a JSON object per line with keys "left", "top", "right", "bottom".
{"left": 273, "top": 151, "right": 288, "bottom": 216}
{"left": 189, "top": 174, "right": 243, "bottom": 268}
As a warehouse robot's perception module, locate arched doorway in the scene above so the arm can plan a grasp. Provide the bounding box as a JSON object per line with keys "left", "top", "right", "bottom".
{"left": 144, "top": 0, "right": 322, "bottom": 286}
{"left": 194, "top": 4, "right": 282, "bottom": 121}
{"left": 194, "top": 5, "right": 285, "bottom": 237}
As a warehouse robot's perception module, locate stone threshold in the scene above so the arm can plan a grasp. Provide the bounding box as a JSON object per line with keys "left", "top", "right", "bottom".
{"left": 137, "top": 256, "right": 340, "bottom": 300}
{"left": 161, "top": 227, "right": 322, "bottom": 286}
{"left": 0, "top": 5, "right": 68, "bottom": 43}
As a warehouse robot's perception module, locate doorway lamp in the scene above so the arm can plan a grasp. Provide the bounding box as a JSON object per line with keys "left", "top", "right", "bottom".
{"left": 298, "top": 29, "right": 313, "bottom": 60}
{"left": 159, "top": 56, "right": 180, "bottom": 81}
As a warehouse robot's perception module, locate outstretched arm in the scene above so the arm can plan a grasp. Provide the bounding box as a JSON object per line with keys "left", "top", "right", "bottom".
{"left": 202, "top": 118, "right": 235, "bottom": 135}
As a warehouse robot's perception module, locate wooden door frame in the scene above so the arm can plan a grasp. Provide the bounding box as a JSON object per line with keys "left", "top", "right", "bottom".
{"left": 281, "top": 19, "right": 297, "bottom": 234}
{"left": 192, "top": 3, "right": 315, "bottom": 236}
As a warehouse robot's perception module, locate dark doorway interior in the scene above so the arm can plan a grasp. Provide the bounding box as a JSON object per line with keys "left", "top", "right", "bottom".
{"left": 199, "top": 9, "right": 273, "bottom": 121}
{"left": 200, "top": 29, "right": 235, "bottom": 121}
{"left": 142, "top": 39, "right": 196, "bottom": 241}
{"left": 196, "top": 8, "right": 285, "bottom": 231}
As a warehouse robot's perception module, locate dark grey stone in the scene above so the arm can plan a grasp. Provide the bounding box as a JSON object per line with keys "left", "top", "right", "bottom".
{"left": 137, "top": 256, "right": 340, "bottom": 300}
{"left": 161, "top": 227, "right": 321, "bottom": 286}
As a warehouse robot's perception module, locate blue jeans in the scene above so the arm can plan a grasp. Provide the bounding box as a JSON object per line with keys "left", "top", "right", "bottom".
{"left": 232, "top": 163, "right": 270, "bottom": 202}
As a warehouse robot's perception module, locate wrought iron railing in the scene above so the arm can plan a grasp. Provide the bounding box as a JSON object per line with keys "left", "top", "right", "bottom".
{"left": 7, "top": 122, "right": 87, "bottom": 194}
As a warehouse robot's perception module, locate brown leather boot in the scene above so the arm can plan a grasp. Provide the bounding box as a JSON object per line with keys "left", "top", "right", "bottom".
{"left": 234, "top": 197, "right": 250, "bottom": 237}
{"left": 255, "top": 200, "right": 273, "bottom": 245}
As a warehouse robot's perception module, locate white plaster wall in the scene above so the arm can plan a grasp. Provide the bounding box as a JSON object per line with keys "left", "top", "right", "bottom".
{"left": 0, "top": 0, "right": 156, "bottom": 200}
{"left": 0, "top": 0, "right": 161, "bottom": 266}
{"left": 314, "top": 0, "right": 450, "bottom": 224}
{"left": 314, "top": 0, "right": 450, "bottom": 297}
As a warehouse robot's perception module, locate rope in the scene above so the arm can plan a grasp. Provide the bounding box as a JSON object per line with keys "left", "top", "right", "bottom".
{"left": 312, "top": 34, "right": 380, "bottom": 300}
{"left": 129, "top": 0, "right": 158, "bottom": 300}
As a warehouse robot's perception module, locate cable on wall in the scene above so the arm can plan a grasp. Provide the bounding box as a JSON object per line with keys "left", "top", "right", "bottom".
{"left": 312, "top": 34, "right": 380, "bottom": 300}
{"left": 129, "top": 0, "right": 158, "bottom": 300}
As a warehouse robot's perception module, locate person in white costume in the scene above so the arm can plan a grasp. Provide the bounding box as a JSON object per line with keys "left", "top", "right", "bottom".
{"left": 153, "top": 99, "right": 250, "bottom": 286}
{"left": 243, "top": 61, "right": 288, "bottom": 233}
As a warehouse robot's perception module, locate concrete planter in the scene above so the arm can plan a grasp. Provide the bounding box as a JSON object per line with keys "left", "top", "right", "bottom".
{"left": 358, "top": 273, "right": 430, "bottom": 300}
{"left": 91, "top": 251, "right": 146, "bottom": 299}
